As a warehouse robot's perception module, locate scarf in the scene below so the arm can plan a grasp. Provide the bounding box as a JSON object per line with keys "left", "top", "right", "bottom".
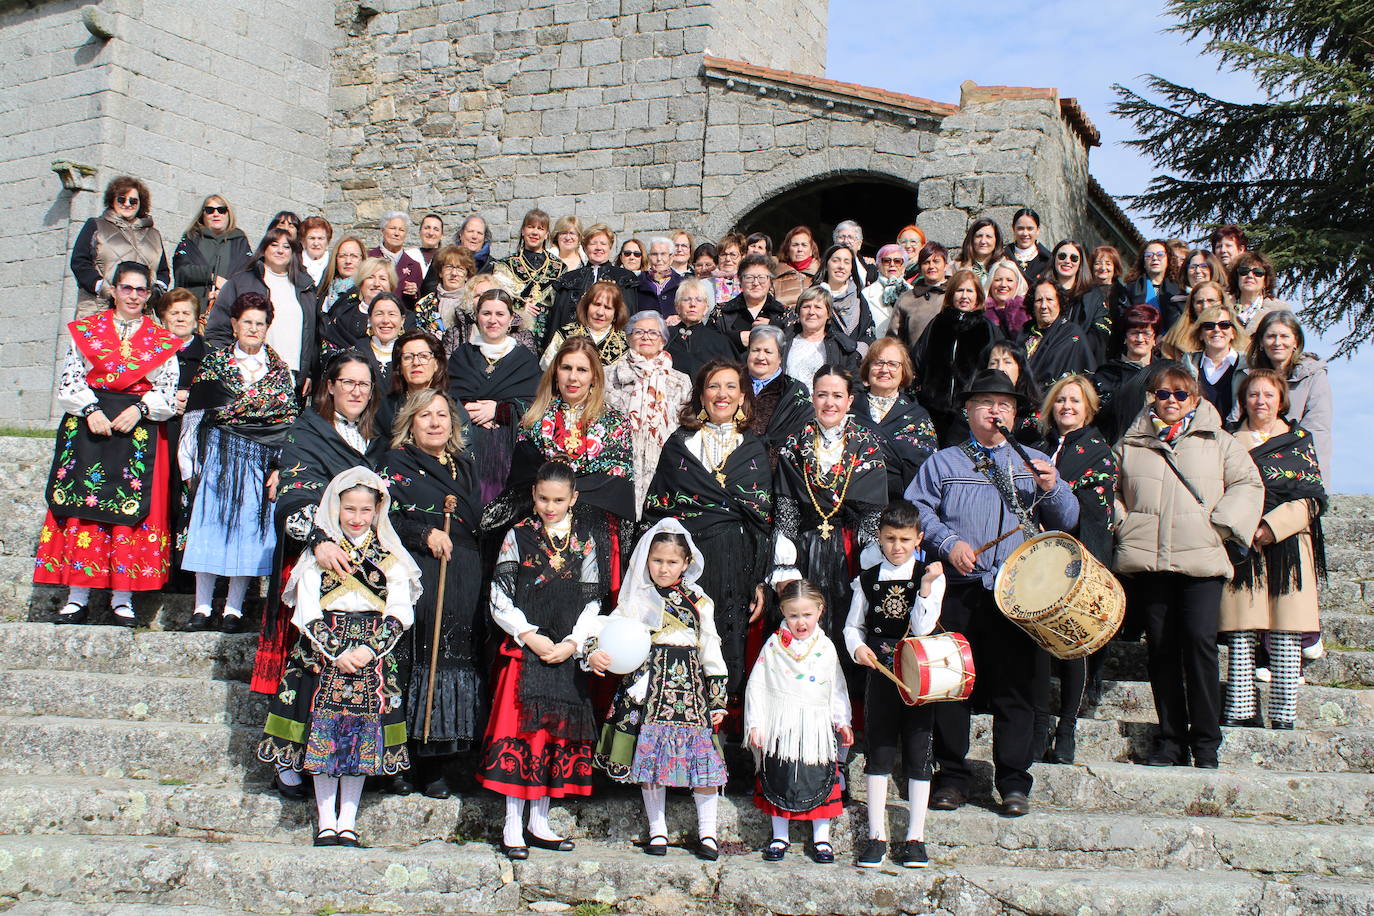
{"left": 751, "top": 367, "right": 782, "bottom": 395}
{"left": 435, "top": 284, "right": 468, "bottom": 332}
{"left": 961, "top": 438, "right": 1037, "bottom": 537}
{"left": 877, "top": 275, "right": 909, "bottom": 308}
{"left": 790, "top": 256, "right": 814, "bottom": 273}
{"left": 324, "top": 277, "right": 354, "bottom": 313}
{"left": 829, "top": 281, "right": 861, "bottom": 336}
{"left": 1150, "top": 408, "right": 1196, "bottom": 443}
{"left": 748, "top": 627, "right": 841, "bottom": 765}
{"left": 1231, "top": 422, "right": 1327, "bottom": 595}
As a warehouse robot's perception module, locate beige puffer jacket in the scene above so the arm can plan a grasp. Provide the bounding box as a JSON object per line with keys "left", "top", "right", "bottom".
{"left": 1113, "top": 399, "right": 1263, "bottom": 579}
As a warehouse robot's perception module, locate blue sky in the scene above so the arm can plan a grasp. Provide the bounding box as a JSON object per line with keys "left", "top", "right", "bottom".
{"left": 826, "top": 1, "right": 1368, "bottom": 493}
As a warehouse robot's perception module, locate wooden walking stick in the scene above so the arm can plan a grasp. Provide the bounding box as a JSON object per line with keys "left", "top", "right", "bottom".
{"left": 422, "top": 495, "right": 458, "bottom": 743}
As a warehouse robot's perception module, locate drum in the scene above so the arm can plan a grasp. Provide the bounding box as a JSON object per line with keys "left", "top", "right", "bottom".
{"left": 993, "top": 531, "right": 1125, "bottom": 659}
{"left": 890, "top": 633, "right": 976, "bottom": 706}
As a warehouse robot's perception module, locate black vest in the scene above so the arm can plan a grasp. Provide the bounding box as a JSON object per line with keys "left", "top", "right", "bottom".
{"left": 859, "top": 563, "right": 925, "bottom": 664}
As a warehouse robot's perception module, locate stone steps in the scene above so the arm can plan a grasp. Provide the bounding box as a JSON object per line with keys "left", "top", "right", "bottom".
{"left": 1083, "top": 679, "right": 1374, "bottom": 729}
{"left": 1, "top": 833, "right": 1371, "bottom": 916}
{"left": 5, "top": 773, "right": 1374, "bottom": 875}
{"left": 0, "top": 669, "right": 266, "bottom": 726}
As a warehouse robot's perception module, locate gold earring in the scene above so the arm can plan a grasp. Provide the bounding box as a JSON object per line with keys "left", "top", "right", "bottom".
{"left": 734, "top": 406, "right": 745, "bottom": 422}
{"left": 697, "top": 408, "right": 708, "bottom": 421}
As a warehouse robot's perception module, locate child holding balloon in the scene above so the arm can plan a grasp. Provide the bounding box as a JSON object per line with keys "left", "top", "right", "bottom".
{"left": 590, "top": 518, "right": 730, "bottom": 860}
{"left": 476, "top": 461, "right": 608, "bottom": 860}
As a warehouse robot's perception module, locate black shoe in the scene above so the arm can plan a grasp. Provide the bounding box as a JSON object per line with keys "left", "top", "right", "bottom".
{"left": 55, "top": 603, "right": 89, "bottom": 625}
{"left": 524, "top": 830, "right": 574, "bottom": 852}
{"left": 930, "top": 786, "right": 966, "bottom": 811}
{"left": 421, "top": 774, "right": 452, "bottom": 799}
{"left": 1193, "top": 755, "right": 1220, "bottom": 769}
{"left": 1081, "top": 675, "right": 1105, "bottom": 714}
{"left": 645, "top": 835, "right": 668, "bottom": 856}
{"left": 110, "top": 605, "right": 137, "bottom": 628}
{"left": 855, "top": 838, "right": 886, "bottom": 868}
{"left": 313, "top": 828, "right": 338, "bottom": 847}
{"left": 386, "top": 773, "right": 415, "bottom": 796}
{"left": 1220, "top": 715, "right": 1263, "bottom": 728}
{"left": 1144, "top": 745, "right": 1184, "bottom": 767}
{"left": 696, "top": 836, "right": 719, "bottom": 861}
{"left": 1000, "top": 792, "right": 1030, "bottom": 817}
{"left": 762, "top": 839, "right": 789, "bottom": 862}
{"left": 499, "top": 841, "right": 529, "bottom": 860}
{"left": 810, "top": 841, "right": 834, "bottom": 864}
{"left": 898, "top": 840, "right": 930, "bottom": 868}
{"left": 184, "top": 613, "right": 215, "bottom": 632}
{"left": 1047, "top": 731, "right": 1076, "bottom": 765}
{"left": 220, "top": 614, "right": 247, "bottom": 634}
{"left": 273, "top": 772, "right": 309, "bottom": 800}
{"left": 335, "top": 829, "right": 362, "bottom": 848}
{"left": 1271, "top": 720, "right": 1295, "bottom": 730}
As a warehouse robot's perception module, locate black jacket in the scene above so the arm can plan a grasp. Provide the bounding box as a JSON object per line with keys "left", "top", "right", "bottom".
{"left": 636, "top": 271, "right": 682, "bottom": 318}
{"left": 547, "top": 263, "right": 640, "bottom": 346}
{"left": 912, "top": 308, "right": 1003, "bottom": 444}
{"left": 1005, "top": 242, "right": 1052, "bottom": 283}
{"left": 204, "top": 263, "right": 319, "bottom": 386}
{"left": 1078, "top": 281, "right": 1131, "bottom": 361}
{"left": 173, "top": 229, "right": 252, "bottom": 307}
{"left": 782, "top": 325, "right": 861, "bottom": 377}
{"left": 713, "top": 293, "right": 792, "bottom": 357}
{"left": 1125, "top": 276, "right": 1185, "bottom": 330}
{"left": 1018, "top": 316, "right": 1097, "bottom": 389}
{"left": 666, "top": 321, "right": 735, "bottom": 382}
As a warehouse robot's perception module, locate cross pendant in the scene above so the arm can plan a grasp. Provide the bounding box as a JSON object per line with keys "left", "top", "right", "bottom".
{"left": 715, "top": 471, "right": 726, "bottom": 487}
{"left": 818, "top": 519, "right": 833, "bottom": 540}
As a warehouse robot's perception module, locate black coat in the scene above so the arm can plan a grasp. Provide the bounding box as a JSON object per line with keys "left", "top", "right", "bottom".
{"left": 666, "top": 321, "right": 735, "bottom": 382}
{"left": 1079, "top": 281, "right": 1132, "bottom": 361}
{"left": 205, "top": 264, "right": 319, "bottom": 386}
{"left": 1005, "top": 242, "right": 1052, "bottom": 283}
{"left": 1091, "top": 358, "right": 1151, "bottom": 445}
{"left": 172, "top": 229, "right": 251, "bottom": 307}
{"left": 713, "top": 293, "right": 791, "bottom": 357}
{"left": 547, "top": 263, "right": 640, "bottom": 346}
{"left": 1125, "top": 276, "right": 1185, "bottom": 330}
{"left": 782, "top": 325, "right": 861, "bottom": 377}
{"left": 912, "top": 308, "right": 1003, "bottom": 443}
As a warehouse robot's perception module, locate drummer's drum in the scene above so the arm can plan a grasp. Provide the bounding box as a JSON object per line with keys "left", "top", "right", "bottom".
{"left": 993, "top": 531, "right": 1125, "bottom": 659}
{"left": 891, "top": 632, "right": 976, "bottom": 706}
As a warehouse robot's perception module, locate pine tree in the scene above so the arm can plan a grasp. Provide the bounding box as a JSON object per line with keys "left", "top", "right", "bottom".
{"left": 1113, "top": 0, "right": 1374, "bottom": 353}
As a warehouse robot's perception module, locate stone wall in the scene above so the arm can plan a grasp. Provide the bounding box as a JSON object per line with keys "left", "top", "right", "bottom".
{"left": 0, "top": 0, "right": 337, "bottom": 426}
{"left": 705, "top": 0, "right": 826, "bottom": 78}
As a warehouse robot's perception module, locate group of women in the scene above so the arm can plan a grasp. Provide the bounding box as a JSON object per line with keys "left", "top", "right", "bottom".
{"left": 39, "top": 179, "right": 1332, "bottom": 805}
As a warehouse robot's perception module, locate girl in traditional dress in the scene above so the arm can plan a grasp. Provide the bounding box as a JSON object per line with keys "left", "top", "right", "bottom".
{"left": 179, "top": 292, "right": 298, "bottom": 632}
{"left": 591, "top": 520, "right": 729, "bottom": 860}
{"left": 256, "top": 467, "right": 422, "bottom": 848}
{"left": 477, "top": 461, "right": 607, "bottom": 860}
{"left": 380, "top": 390, "right": 486, "bottom": 798}
{"left": 746, "top": 579, "right": 852, "bottom": 864}
{"left": 37, "top": 261, "right": 181, "bottom": 625}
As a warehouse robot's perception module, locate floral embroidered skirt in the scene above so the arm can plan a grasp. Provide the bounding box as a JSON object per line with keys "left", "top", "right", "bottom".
{"left": 34, "top": 427, "right": 171, "bottom": 591}
{"left": 596, "top": 645, "right": 726, "bottom": 788}
{"left": 476, "top": 641, "right": 595, "bottom": 799}
{"left": 257, "top": 610, "right": 409, "bottom": 777}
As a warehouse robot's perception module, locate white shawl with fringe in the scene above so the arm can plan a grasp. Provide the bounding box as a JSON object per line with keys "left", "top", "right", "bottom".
{"left": 744, "top": 629, "right": 850, "bottom": 765}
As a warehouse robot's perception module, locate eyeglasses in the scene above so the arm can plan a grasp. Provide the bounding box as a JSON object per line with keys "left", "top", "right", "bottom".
{"left": 1056, "top": 252, "right": 1080, "bottom": 263}
{"left": 440, "top": 265, "right": 467, "bottom": 274}
{"left": 1153, "top": 389, "right": 1191, "bottom": 402}
{"left": 1143, "top": 251, "right": 1168, "bottom": 260}
{"left": 1199, "top": 321, "right": 1234, "bottom": 332}
{"left": 629, "top": 328, "right": 662, "bottom": 337}
{"left": 741, "top": 274, "right": 771, "bottom": 285}
{"left": 203, "top": 205, "right": 228, "bottom": 215}
{"left": 400, "top": 353, "right": 435, "bottom": 365}
{"left": 1239, "top": 267, "right": 1267, "bottom": 278}
{"left": 869, "top": 359, "right": 902, "bottom": 370}
{"left": 116, "top": 284, "right": 151, "bottom": 297}
{"left": 335, "top": 379, "right": 373, "bottom": 392}
{"left": 116, "top": 195, "right": 140, "bottom": 207}
{"left": 879, "top": 257, "right": 904, "bottom": 265}
{"left": 970, "top": 400, "right": 1015, "bottom": 414}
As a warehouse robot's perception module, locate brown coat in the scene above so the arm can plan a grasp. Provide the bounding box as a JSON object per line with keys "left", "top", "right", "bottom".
{"left": 772, "top": 263, "right": 812, "bottom": 312}
{"left": 1219, "top": 498, "right": 1321, "bottom": 632}
{"left": 1113, "top": 400, "right": 1264, "bottom": 579}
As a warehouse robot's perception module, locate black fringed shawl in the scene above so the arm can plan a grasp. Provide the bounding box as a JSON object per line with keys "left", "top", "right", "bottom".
{"left": 1231, "top": 422, "right": 1328, "bottom": 596}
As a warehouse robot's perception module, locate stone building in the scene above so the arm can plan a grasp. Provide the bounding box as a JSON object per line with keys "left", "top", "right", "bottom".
{"left": 0, "top": 0, "right": 1138, "bottom": 425}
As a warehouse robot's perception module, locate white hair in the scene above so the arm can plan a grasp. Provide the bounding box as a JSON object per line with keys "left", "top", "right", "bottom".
{"left": 748, "top": 324, "right": 786, "bottom": 350}
{"left": 648, "top": 235, "right": 675, "bottom": 253}
{"left": 675, "top": 277, "right": 716, "bottom": 310}
{"left": 833, "top": 220, "right": 863, "bottom": 244}
{"left": 628, "top": 309, "right": 669, "bottom": 340}
{"left": 380, "top": 211, "right": 410, "bottom": 231}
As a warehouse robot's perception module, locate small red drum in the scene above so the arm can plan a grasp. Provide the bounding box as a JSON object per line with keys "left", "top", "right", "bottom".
{"left": 890, "top": 633, "right": 976, "bottom": 707}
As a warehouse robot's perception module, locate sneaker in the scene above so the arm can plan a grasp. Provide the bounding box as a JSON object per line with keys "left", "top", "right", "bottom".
{"left": 855, "top": 838, "right": 886, "bottom": 868}
{"left": 898, "top": 840, "right": 930, "bottom": 868}
{"left": 1302, "top": 638, "right": 1325, "bottom": 661}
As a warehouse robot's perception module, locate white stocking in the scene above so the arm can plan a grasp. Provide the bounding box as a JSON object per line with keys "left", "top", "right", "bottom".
{"left": 692, "top": 789, "right": 718, "bottom": 840}
{"left": 907, "top": 779, "right": 931, "bottom": 841}
{"left": 770, "top": 814, "right": 790, "bottom": 842}
{"left": 503, "top": 795, "right": 527, "bottom": 847}
{"left": 224, "top": 575, "right": 250, "bottom": 617}
{"left": 193, "top": 572, "right": 217, "bottom": 617}
{"left": 335, "top": 775, "right": 364, "bottom": 832}
{"left": 313, "top": 775, "right": 339, "bottom": 832}
{"left": 64, "top": 586, "right": 92, "bottom": 610}
{"left": 527, "top": 795, "right": 562, "bottom": 842}
{"left": 110, "top": 590, "right": 134, "bottom": 615}
{"left": 641, "top": 785, "right": 668, "bottom": 838}
{"left": 812, "top": 817, "right": 831, "bottom": 845}
{"left": 866, "top": 774, "right": 889, "bottom": 840}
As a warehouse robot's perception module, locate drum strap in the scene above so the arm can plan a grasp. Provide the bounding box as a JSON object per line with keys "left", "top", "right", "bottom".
{"left": 960, "top": 440, "right": 1038, "bottom": 537}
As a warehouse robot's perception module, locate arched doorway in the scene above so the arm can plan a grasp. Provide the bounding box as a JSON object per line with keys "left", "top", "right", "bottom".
{"left": 732, "top": 175, "right": 919, "bottom": 260}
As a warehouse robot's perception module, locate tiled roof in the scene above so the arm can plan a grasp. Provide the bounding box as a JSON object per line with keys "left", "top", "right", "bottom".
{"left": 1087, "top": 175, "right": 1145, "bottom": 248}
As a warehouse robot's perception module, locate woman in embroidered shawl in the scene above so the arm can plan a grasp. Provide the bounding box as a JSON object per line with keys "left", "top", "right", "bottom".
{"left": 478, "top": 461, "right": 606, "bottom": 859}
{"left": 591, "top": 519, "right": 729, "bottom": 860}
{"left": 774, "top": 365, "right": 888, "bottom": 672}
{"left": 605, "top": 310, "right": 692, "bottom": 515}
{"left": 178, "top": 293, "right": 299, "bottom": 632}
{"left": 257, "top": 467, "right": 422, "bottom": 848}
{"left": 1018, "top": 280, "right": 1097, "bottom": 390}
{"left": 36, "top": 261, "right": 180, "bottom": 626}
{"left": 492, "top": 208, "right": 565, "bottom": 343}
{"left": 541, "top": 280, "right": 630, "bottom": 369}
{"left": 1220, "top": 369, "right": 1326, "bottom": 731}
{"left": 851, "top": 338, "right": 937, "bottom": 502}
{"left": 642, "top": 360, "right": 773, "bottom": 711}
{"left": 380, "top": 390, "right": 485, "bottom": 797}
{"left": 449, "top": 289, "right": 542, "bottom": 505}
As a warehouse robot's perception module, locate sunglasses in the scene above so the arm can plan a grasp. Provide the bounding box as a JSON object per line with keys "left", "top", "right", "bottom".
{"left": 1153, "top": 389, "right": 1191, "bottom": 402}
{"left": 1055, "top": 252, "right": 1080, "bottom": 263}
{"left": 1200, "top": 320, "right": 1234, "bottom": 332}
{"left": 879, "top": 257, "right": 905, "bottom": 265}
{"left": 116, "top": 284, "right": 151, "bottom": 297}
{"left": 1239, "top": 267, "right": 1267, "bottom": 278}
{"left": 203, "top": 205, "right": 229, "bottom": 215}
{"left": 622, "top": 251, "right": 643, "bottom": 258}
{"left": 116, "top": 195, "right": 140, "bottom": 207}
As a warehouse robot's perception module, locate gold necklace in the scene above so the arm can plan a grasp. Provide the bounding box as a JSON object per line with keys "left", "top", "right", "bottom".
{"left": 704, "top": 424, "right": 737, "bottom": 487}
{"left": 546, "top": 526, "right": 571, "bottom": 571}
{"left": 803, "top": 429, "right": 856, "bottom": 541}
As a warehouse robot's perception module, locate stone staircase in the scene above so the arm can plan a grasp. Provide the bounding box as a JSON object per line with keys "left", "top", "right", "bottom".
{"left": 1, "top": 432, "right": 1372, "bottom": 915}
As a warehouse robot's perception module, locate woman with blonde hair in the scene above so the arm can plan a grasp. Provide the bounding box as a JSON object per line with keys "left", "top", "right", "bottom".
{"left": 550, "top": 215, "right": 585, "bottom": 272}
{"left": 173, "top": 194, "right": 251, "bottom": 313}
{"left": 1161, "top": 280, "right": 1229, "bottom": 361}
{"left": 1183, "top": 304, "right": 1250, "bottom": 421}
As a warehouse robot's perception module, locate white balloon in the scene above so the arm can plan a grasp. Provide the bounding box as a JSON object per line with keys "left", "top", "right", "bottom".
{"left": 598, "top": 616, "right": 651, "bottom": 675}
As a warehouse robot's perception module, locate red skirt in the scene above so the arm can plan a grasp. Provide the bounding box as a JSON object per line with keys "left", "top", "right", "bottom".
{"left": 754, "top": 764, "right": 844, "bottom": 821}
{"left": 476, "top": 641, "right": 594, "bottom": 800}
{"left": 33, "top": 428, "right": 171, "bottom": 591}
